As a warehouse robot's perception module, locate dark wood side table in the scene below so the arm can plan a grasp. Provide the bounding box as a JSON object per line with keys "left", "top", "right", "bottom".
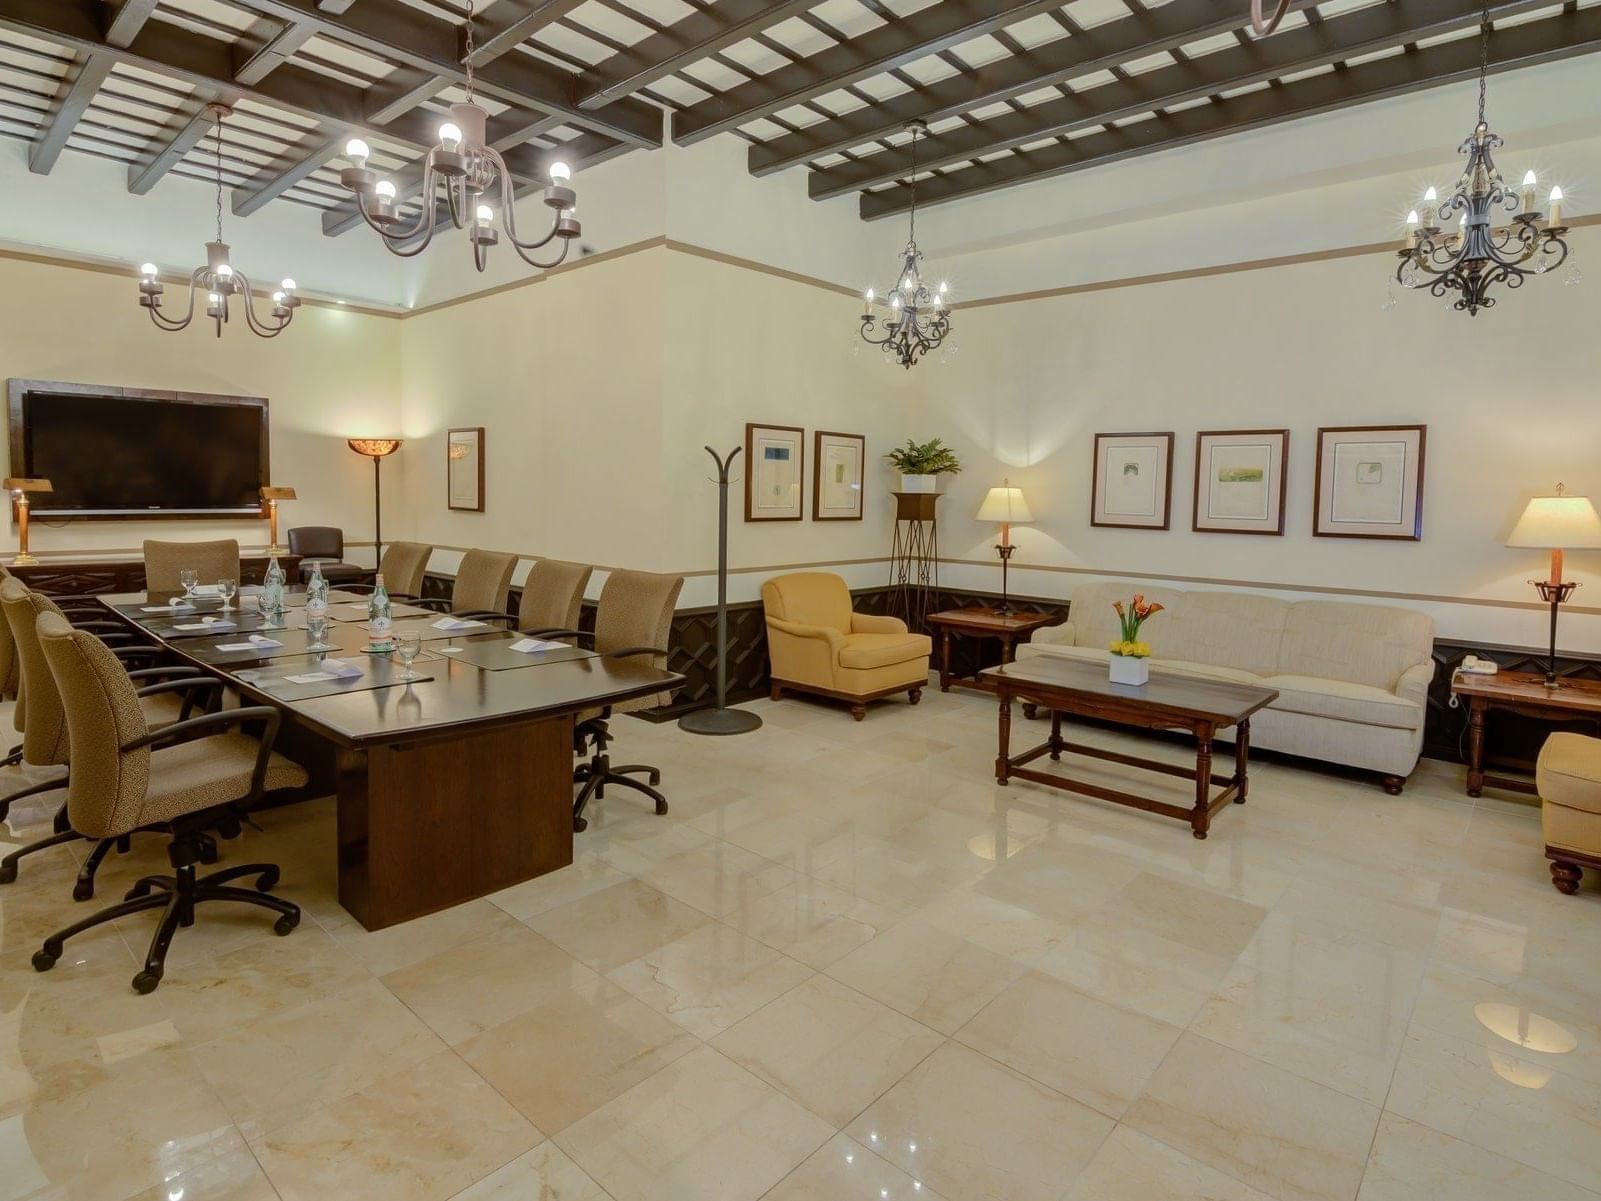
{"left": 1450, "top": 669, "right": 1601, "bottom": 796}
{"left": 927, "top": 606, "right": 1056, "bottom": 693}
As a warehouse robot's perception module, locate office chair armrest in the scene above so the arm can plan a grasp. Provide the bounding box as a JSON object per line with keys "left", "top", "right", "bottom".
{"left": 123, "top": 704, "right": 283, "bottom": 761}
{"left": 134, "top": 675, "right": 224, "bottom": 722}
{"left": 605, "top": 645, "right": 670, "bottom": 661}
{"left": 112, "top": 645, "right": 165, "bottom": 667}
{"left": 452, "top": 609, "right": 517, "bottom": 625}
{"left": 126, "top": 665, "right": 206, "bottom": 682}
{"left": 410, "top": 597, "right": 456, "bottom": 612}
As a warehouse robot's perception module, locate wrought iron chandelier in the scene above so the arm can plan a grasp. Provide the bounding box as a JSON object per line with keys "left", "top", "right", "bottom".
{"left": 338, "top": 0, "right": 579, "bottom": 272}
{"left": 859, "top": 121, "right": 951, "bottom": 369}
{"left": 1250, "top": 0, "right": 1291, "bottom": 36}
{"left": 136, "top": 104, "right": 299, "bottom": 337}
{"left": 1393, "top": 1, "right": 1570, "bottom": 316}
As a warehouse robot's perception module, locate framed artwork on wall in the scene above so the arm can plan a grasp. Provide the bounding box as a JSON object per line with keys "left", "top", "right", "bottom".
{"left": 1193, "top": 429, "right": 1289, "bottom": 535}
{"left": 744, "top": 422, "right": 804, "bottom": 521}
{"left": 813, "top": 430, "right": 865, "bottom": 521}
{"left": 1092, "top": 432, "right": 1174, "bottom": 530}
{"left": 447, "top": 427, "right": 484, "bottom": 512}
{"left": 1314, "top": 424, "right": 1426, "bottom": 540}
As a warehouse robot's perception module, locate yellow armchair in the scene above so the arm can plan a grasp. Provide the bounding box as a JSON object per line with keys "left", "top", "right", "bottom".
{"left": 762, "top": 572, "right": 931, "bottom": 720}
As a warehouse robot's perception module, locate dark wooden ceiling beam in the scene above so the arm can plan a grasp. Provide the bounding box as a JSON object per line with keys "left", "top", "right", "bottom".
{"left": 128, "top": 95, "right": 235, "bottom": 194}
{"left": 232, "top": 20, "right": 316, "bottom": 85}
{"left": 813, "top": 0, "right": 1554, "bottom": 200}
{"left": 230, "top": 126, "right": 346, "bottom": 214}
{"left": 27, "top": 0, "right": 157, "bottom": 174}
{"left": 223, "top": 0, "right": 662, "bottom": 146}
{"left": 749, "top": 0, "right": 1320, "bottom": 175}
{"left": 467, "top": 0, "right": 592, "bottom": 66}
{"left": 859, "top": 6, "right": 1601, "bottom": 219}
{"left": 0, "top": 0, "right": 568, "bottom": 184}
{"left": 362, "top": 68, "right": 442, "bottom": 124}
{"left": 671, "top": 0, "right": 1068, "bottom": 145}
{"left": 577, "top": 0, "right": 818, "bottom": 110}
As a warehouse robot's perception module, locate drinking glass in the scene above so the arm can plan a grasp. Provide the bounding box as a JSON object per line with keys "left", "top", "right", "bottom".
{"left": 306, "top": 613, "right": 330, "bottom": 652}
{"left": 217, "top": 578, "right": 238, "bottom": 612}
{"left": 178, "top": 569, "right": 198, "bottom": 600}
{"left": 395, "top": 632, "right": 422, "bottom": 681}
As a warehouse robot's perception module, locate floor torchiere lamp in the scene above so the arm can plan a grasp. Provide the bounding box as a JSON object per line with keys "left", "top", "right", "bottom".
{"left": 5, "top": 478, "right": 52, "bottom": 566}
{"left": 347, "top": 439, "right": 402, "bottom": 562}
{"left": 260, "top": 485, "right": 296, "bottom": 554}
{"left": 976, "top": 480, "right": 1033, "bottom": 615}
{"left": 1507, "top": 484, "right": 1601, "bottom": 689}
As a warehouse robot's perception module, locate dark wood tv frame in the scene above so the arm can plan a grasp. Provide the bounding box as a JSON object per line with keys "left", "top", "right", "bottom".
{"left": 6, "top": 378, "right": 270, "bottom": 522}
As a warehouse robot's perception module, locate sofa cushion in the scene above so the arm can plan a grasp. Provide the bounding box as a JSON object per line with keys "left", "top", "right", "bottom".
{"left": 1064, "top": 582, "right": 1190, "bottom": 658}
{"left": 1015, "top": 641, "right": 1263, "bottom": 688}
{"left": 1261, "top": 674, "right": 1423, "bottom": 731}
{"left": 838, "top": 632, "right": 932, "bottom": 671}
{"left": 1538, "top": 732, "right": 1601, "bottom": 816}
{"left": 1167, "top": 591, "right": 1290, "bottom": 678}
{"left": 1276, "top": 601, "right": 1434, "bottom": 691}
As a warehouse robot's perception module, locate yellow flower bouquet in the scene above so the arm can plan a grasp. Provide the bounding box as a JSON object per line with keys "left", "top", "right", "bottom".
{"left": 1108, "top": 596, "right": 1164, "bottom": 685}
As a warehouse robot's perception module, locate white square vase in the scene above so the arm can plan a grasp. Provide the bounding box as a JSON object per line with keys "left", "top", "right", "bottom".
{"left": 898, "top": 473, "right": 941, "bottom": 493}
{"left": 1109, "top": 655, "right": 1149, "bottom": 686}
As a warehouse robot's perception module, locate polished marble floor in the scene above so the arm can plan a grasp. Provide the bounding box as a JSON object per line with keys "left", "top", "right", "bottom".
{"left": 3, "top": 685, "right": 1600, "bottom": 1201}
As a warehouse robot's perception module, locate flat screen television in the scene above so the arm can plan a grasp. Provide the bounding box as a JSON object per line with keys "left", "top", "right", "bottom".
{"left": 6, "top": 380, "right": 270, "bottom": 519}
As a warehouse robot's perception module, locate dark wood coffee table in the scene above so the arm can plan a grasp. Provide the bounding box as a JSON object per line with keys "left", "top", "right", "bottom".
{"left": 979, "top": 656, "right": 1279, "bottom": 839}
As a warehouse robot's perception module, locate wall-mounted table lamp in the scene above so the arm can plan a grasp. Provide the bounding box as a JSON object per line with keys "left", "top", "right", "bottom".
{"left": 260, "top": 485, "right": 296, "bottom": 554}
{"left": 5, "top": 478, "right": 53, "bottom": 566}
{"left": 1507, "top": 483, "right": 1601, "bottom": 688}
{"left": 976, "top": 480, "right": 1033, "bottom": 614}
{"left": 347, "top": 438, "right": 402, "bottom": 560}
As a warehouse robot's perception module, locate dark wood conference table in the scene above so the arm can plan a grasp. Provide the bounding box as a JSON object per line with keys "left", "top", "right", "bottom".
{"left": 102, "top": 587, "right": 682, "bottom": 930}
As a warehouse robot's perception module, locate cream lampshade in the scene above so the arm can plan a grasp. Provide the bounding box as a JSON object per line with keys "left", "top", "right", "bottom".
{"left": 1506, "top": 484, "right": 1601, "bottom": 688}
{"left": 976, "top": 480, "right": 1033, "bottom": 614}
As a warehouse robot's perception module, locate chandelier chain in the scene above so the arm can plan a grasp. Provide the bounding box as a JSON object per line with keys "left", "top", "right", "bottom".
{"left": 463, "top": 0, "right": 476, "bottom": 102}
{"left": 908, "top": 123, "right": 919, "bottom": 245}
{"left": 1477, "top": 0, "right": 1489, "bottom": 126}
{"left": 214, "top": 107, "right": 224, "bottom": 243}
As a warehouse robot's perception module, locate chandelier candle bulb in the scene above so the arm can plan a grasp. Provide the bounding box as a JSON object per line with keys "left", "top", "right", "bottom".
{"left": 1549, "top": 185, "right": 1564, "bottom": 226}
{"left": 438, "top": 122, "right": 462, "bottom": 152}
{"left": 1522, "top": 170, "right": 1538, "bottom": 213}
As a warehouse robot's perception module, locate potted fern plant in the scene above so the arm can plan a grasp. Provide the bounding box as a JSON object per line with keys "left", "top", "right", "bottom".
{"left": 885, "top": 438, "right": 962, "bottom": 493}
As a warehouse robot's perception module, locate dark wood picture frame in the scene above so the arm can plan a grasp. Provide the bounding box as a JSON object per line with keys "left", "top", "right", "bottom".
{"left": 812, "top": 429, "right": 865, "bottom": 521}
{"left": 6, "top": 377, "right": 269, "bottom": 521}
{"left": 744, "top": 422, "right": 805, "bottom": 522}
{"left": 1313, "top": 424, "right": 1427, "bottom": 541}
{"left": 446, "top": 427, "right": 485, "bottom": 512}
{"left": 1192, "top": 428, "right": 1289, "bottom": 536}
{"left": 1091, "top": 431, "right": 1174, "bottom": 530}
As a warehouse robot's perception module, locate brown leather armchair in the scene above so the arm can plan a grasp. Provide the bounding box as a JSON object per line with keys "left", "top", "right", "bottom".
{"left": 762, "top": 572, "right": 930, "bottom": 720}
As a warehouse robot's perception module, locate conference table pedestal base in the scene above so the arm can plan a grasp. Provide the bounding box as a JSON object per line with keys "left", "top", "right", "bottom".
{"left": 335, "top": 715, "right": 575, "bottom": 931}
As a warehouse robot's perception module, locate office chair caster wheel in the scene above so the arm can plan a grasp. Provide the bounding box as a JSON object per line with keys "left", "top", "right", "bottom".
{"left": 32, "top": 947, "right": 58, "bottom": 973}
{"left": 72, "top": 879, "right": 94, "bottom": 902}
{"left": 273, "top": 914, "right": 299, "bottom": 936}
{"left": 131, "top": 970, "right": 162, "bottom": 995}
{"left": 0, "top": 863, "right": 16, "bottom": 885}
{"left": 648, "top": 769, "right": 661, "bottom": 785}
{"left": 199, "top": 839, "right": 219, "bottom": 865}
{"left": 573, "top": 816, "right": 588, "bottom": 833}
{"left": 252, "top": 867, "right": 281, "bottom": 892}
{"left": 655, "top": 799, "right": 669, "bottom": 815}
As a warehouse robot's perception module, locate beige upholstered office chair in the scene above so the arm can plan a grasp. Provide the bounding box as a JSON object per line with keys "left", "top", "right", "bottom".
{"left": 762, "top": 572, "right": 931, "bottom": 720}
{"left": 0, "top": 565, "right": 18, "bottom": 701}
{"left": 347, "top": 541, "right": 433, "bottom": 598}
{"left": 561, "top": 569, "right": 682, "bottom": 831}
{"left": 143, "top": 539, "right": 241, "bottom": 593}
{"left": 0, "top": 579, "right": 215, "bottom": 894}
{"left": 31, "top": 611, "right": 307, "bottom": 993}
{"left": 516, "top": 559, "right": 593, "bottom": 634}
{"left": 415, "top": 549, "right": 518, "bottom": 618}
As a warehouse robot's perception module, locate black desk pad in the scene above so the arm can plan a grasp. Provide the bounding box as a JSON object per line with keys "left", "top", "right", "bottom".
{"left": 232, "top": 657, "right": 435, "bottom": 701}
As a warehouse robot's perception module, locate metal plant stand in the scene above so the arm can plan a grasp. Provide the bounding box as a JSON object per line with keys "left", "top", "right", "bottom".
{"left": 679, "top": 446, "right": 763, "bottom": 736}
{"left": 889, "top": 491, "right": 940, "bottom": 631}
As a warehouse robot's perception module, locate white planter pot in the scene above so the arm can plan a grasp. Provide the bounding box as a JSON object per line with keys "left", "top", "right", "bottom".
{"left": 1109, "top": 655, "right": 1150, "bottom": 686}
{"left": 899, "top": 473, "right": 941, "bottom": 493}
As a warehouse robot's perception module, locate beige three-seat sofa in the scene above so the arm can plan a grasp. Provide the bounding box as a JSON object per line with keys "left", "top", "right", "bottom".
{"left": 1015, "top": 581, "right": 1436, "bottom": 792}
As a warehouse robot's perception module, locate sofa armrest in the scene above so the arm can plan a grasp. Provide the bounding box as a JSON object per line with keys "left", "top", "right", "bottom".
{"left": 766, "top": 617, "right": 844, "bottom": 649}
{"left": 1395, "top": 659, "right": 1435, "bottom": 706}
{"left": 1030, "top": 620, "right": 1076, "bottom": 648}
{"left": 851, "top": 613, "right": 908, "bottom": 635}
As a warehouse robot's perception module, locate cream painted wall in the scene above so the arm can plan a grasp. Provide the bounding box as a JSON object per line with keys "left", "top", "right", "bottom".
{"left": 396, "top": 244, "right": 916, "bottom": 607}
{"left": 921, "top": 225, "right": 1601, "bottom": 653}
{"left": 0, "top": 254, "right": 402, "bottom": 560}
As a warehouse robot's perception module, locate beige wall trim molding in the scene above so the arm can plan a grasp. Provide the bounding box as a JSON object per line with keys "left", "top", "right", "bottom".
{"left": 940, "top": 557, "right": 1601, "bottom": 617}
{"left": 402, "top": 235, "right": 672, "bottom": 318}
{"left": 422, "top": 543, "right": 890, "bottom": 580}
{"left": 0, "top": 243, "right": 400, "bottom": 319}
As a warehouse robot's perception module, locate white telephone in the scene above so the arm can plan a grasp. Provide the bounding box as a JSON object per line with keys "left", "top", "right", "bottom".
{"left": 1459, "top": 655, "right": 1499, "bottom": 675}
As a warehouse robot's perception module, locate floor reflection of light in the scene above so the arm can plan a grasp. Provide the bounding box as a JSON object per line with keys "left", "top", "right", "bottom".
{"left": 1487, "top": 1049, "right": 1554, "bottom": 1090}
{"left": 1474, "top": 1002, "right": 1578, "bottom": 1054}
{"left": 967, "top": 833, "right": 1022, "bottom": 862}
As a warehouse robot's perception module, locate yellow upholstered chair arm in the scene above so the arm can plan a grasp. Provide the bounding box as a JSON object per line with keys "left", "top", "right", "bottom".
{"left": 1031, "top": 620, "right": 1076, "bottom": 647}
{"left": 851, "top": 613, "right": 908, "bottom": 635}
{"left": 766, "top": 617, "right": 844, "bottom": 648}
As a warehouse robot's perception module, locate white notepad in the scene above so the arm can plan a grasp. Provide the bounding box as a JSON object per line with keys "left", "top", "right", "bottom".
{"left": 510, "top": 637, "right": 566, "bottom": 654}
{"left": 431, "top": 616, "right": 488, "bottom": 631}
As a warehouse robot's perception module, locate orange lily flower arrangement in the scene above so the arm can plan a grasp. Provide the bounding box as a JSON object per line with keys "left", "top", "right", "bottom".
{"left": 1110, "top": 594, "right": 1165, "bottom": 658}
